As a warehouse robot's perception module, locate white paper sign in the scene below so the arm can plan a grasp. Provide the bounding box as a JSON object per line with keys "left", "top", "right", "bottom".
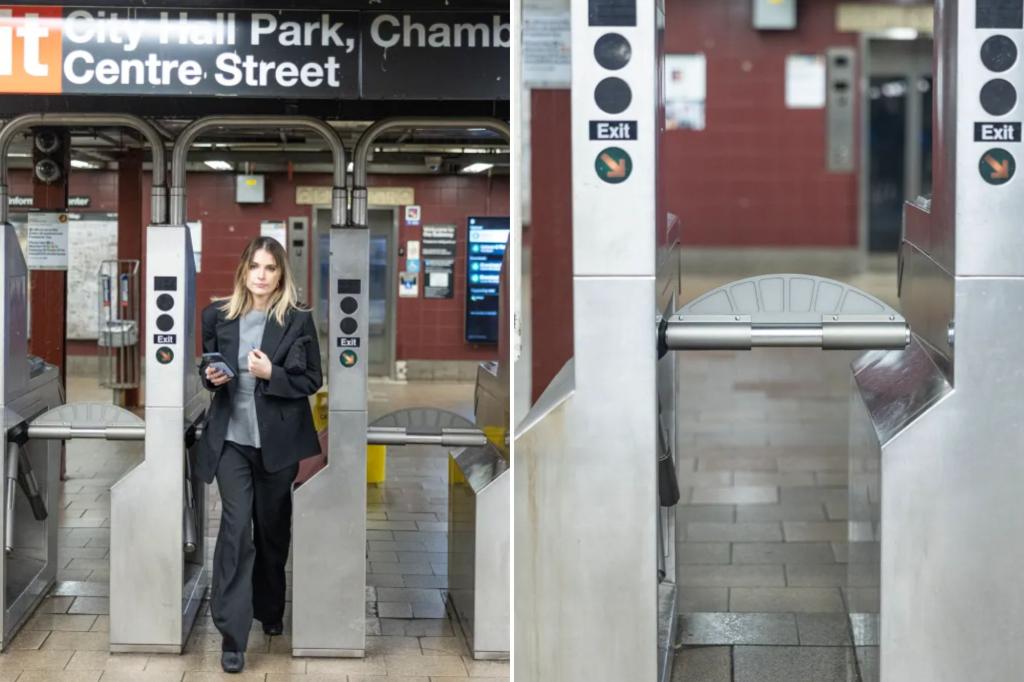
{"left": 785, "top": 54, "right": 827, "bottom": 109}
{"left": 407, "top": 240, "right": 420, "bottom": 260}
{"left": 399, "top": 271, "right": 419, "bottom": 297}
{"left": 428, "top": 272, "right": 449, "bottom": 288}
{"left": 523, "top": 6, "right": 571, "bottom": 88}
{"left": 405, "top": 205, "right": 421, "bottom": 226}
{"left": 260, "top": 220, "right": 287, "bottom": 250}
{"left": 665, "top": 54, "right": 707, "bottom": 130}
{"left": 26, "top": 212, "right": 69, "bottom": 270}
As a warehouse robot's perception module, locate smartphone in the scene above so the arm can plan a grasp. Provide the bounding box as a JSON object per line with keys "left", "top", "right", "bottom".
{"left": 201, "top": 352, "right": 235, "bottom": 378}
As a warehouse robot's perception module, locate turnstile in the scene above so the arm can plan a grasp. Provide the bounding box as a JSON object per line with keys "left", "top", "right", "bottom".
{"left": 0, "top": 113, "right": 209, "bottom": 653}
{"left": 0, "top": 224, "right": 61, "bottom": 651}
{"left": 848, "top": 1, "right": 1024, "bottom": 678}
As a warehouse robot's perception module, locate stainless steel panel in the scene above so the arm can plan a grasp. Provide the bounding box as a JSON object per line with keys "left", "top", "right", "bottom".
{"left": 449, "top": 446, "right": 509, "bottom": 660}
{"left": 287, "top": 217, "right": 310, "bottom": 305}
{"left": 898, "top": 242, "right": 955, "bottom": 379}
{"left": 515, "top": 277, "right": 659, "bottom": 682}
{"left": 1, "top": 225, "right": 28, "bottom": 401}
{"left": 571, "top": 0, "right": 657, "bottom": 277}
{"left": 953, "top": 0, "right": 1024, "bottom": 275}
{"left": 1, "top": 369, "right": 60, "bottom": 650}
{"left": 292, "top": 410, "right": 367, "bottom": 656}
{"left": 826, "top": 47, "right": 857, "bottom": 172}
{"left": 110, "top": 223, "right": 206, "bottom": 652}
{"left": 852, "top": 278, "right": 1024, "bottom": 680}
{"left": 292, "top": 221, "right": 369, "bottom": 656}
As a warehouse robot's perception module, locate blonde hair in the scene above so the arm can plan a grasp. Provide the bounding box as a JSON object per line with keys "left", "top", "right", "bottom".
{"left": 217, "top": 237, "right": 307, "bottom": 325}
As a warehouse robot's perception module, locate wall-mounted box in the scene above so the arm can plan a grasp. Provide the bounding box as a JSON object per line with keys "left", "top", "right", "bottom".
{"left": 753, "top": 0, "right": 797, "bottom": 30}
{"left": 235, "top": 174, "right": 265, "bottom": 203}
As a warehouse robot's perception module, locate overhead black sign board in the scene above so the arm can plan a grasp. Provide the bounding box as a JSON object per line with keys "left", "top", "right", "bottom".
{"left": 0, "top": 6, "right": 509, "bottom": 100}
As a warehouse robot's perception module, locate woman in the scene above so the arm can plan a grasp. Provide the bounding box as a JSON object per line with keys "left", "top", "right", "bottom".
{"left": 195, "top": 236, "right": 322, "bottom": 674}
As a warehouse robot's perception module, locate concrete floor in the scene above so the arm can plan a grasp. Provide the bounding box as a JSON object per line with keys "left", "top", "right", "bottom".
{"left": 670, "top": 251, "right": 897, "bottom": 682}
{"left": 0, "top": 374, "right": 508, "bottom": 681}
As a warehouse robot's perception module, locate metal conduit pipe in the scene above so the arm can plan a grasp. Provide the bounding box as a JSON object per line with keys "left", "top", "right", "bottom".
{"left": 352, "top": 117, "right": 510, "bottom": 226}
{"left": 662, "top": 319, "right": 911, "bottom": 351}
{"left": 170, "top": 116, "right": 346, "bottom": 226}
{"left": 367, "top": 426, "right": 488, "bottom": 447}
{"left": 0, "top": 113, "right": 169, "bottom": 225}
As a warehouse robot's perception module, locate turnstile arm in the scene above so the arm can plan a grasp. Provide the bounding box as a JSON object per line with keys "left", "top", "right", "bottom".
{"left": 27, "top": 424, "right": 145, "bottom": 441}
{"left": 4, "top": 442, "right": 17, "bottom": 555}
{"left": 367, "top": 426, "right": 487, "bottom": 447}
{"left": 661, "top": 315, "right": 910, "bottom": 351}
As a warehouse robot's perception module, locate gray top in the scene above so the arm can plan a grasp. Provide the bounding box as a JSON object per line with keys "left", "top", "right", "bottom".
{"left": 225, "top": 309, "right": 268, "bottom": 448}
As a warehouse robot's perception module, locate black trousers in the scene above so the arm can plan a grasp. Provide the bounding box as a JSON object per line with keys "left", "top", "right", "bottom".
{"left": 211, "top": 441, "right": 298, "bottom": 652}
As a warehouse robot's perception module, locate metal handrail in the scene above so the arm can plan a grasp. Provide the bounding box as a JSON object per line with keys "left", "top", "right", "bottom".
{"left": 0, "top": 113, "right": 168, "bottom": 224}
{"left": 170, "top": 116, "right": 346, "bottom": 226}
{"left": 351, "top": 117, "right": 510, "bottom": 226}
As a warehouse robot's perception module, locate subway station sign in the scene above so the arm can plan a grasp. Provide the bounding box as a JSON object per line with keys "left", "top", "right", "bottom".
{"left": 0, "top": 6, "right": 509, "bottom": 99}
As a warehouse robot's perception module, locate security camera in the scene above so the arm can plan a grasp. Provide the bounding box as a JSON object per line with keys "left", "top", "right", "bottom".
{"left": 424, "top": 155, "right": 442, "bottom": 172}
{"left": 34, "top": 130, "right": 61, "bottom": 154}
{"left": 34, "top": 159, "right": 62, "bottom": 184}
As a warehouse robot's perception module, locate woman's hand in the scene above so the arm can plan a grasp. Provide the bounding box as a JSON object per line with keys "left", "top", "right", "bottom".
{"left": 204, "top": 365, "right": 232, "bottom": 386}
{"left": 248, "top": 349, "right": 273, "bottom": 380}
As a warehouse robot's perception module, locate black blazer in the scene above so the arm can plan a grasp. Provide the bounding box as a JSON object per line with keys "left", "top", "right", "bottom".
{"left": 195, "top": 301, "right": 323, "bottom": 484}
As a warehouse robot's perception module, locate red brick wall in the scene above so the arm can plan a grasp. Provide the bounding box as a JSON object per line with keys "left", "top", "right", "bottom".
{"left": 10, "top": 170, "right": 508, "bottom": 361}
{"left": 663, "top": 0, "right": 862, "bottom": 246}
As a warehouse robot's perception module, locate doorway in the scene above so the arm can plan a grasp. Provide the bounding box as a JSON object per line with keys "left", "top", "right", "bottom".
{"left": 861, "top": 37, "right": 933, "bottom": 252}
{"left": 313, "top": 207, "right": 397, "bottom": 378}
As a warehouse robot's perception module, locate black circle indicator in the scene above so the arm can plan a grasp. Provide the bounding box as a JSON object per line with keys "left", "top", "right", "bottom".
{"left": 156, "top": 346, "right": 174, "bottom": 364}
{"left": 340, "top": 350, "right": 358, "bottom": 368}
{"left": 340, "top": 296, "right": 359, "bottom": 314}
{"left": 340, "top": 318, "right": 358, "bottom": 334}
{"left": 981, "top": 35, "right": 1017, "bottom": 72}
{"left": 594, "top": 33, "right": 631, "bottom": 70}
{"left": 595, "top": 147, "right": 633, "bottom": 184}
{"left": 980, "top": 78, "right": 1017, "bottom": 115}
{"left": 156, "top": 294, "right": 174, "bottom": 311}
{"left": 594, "top": 77, "right": 632, "bottom": 114}
{"left": 156, "top": 314, "right": 174, "bottom": 332}
{"left": 979, "top": 148, "right": 1015, "bottom": 185}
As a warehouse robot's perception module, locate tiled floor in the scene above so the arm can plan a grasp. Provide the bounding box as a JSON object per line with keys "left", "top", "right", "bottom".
{"left": 670, "top": 253, "right": 896, "bottom": 682}
{"left": 0, "top": 374, "right": 508, "bottom": 681}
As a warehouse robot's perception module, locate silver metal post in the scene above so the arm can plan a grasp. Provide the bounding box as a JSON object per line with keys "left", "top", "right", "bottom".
{"left": 4, "top": 443, "right": 17, "bottom": 555}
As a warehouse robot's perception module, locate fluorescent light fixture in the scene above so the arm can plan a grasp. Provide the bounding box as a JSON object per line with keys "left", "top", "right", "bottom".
{"left": 347, "top": 161, "right": 354, "bottom": 172}
{"left": 461, "top": 162, "right": 494, "bottom": 174}
{"left": 204, "top": 160, "right": 233, "bottom": 171}
{"left": 70, "top": 159, "right": 99, "bottom": 169}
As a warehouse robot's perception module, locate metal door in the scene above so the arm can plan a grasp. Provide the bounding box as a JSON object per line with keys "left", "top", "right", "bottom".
{"left": 860, "top": 37, "right": 934, "bottom": 252}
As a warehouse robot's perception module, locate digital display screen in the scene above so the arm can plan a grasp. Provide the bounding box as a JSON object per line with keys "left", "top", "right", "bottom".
{"left": 977, "top": 0, "right": 1023, "bottom": 28}
{"left": 153, "top": 276, "right": 177, "bottom": 291}
{"left": 465, "top": 216, "right": 509, "bottom": 344}
{"left": 589, "top": 0, "right": 636, "bottom": 26}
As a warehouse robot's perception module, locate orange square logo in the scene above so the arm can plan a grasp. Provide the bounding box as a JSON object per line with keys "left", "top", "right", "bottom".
{"left": 0, "top": 6, "right": 62, "bottom": 94}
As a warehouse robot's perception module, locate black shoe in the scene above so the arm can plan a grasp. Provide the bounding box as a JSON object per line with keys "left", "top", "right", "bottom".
{"left": 221, "top": 651, "right": 245, "bottom": 673}
{"left": 262, "top": 620, "right": 283, "bottom": 636}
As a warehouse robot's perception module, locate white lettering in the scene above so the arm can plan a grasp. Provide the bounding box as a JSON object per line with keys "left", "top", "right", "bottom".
{"left": 277, "top": 20, "right": 300, "bottom": 46}
{"left": 251, "top": 13, "right": 276, "bottom": 46}
{"left": 215, "top": 52, "right": 242, "bottom": 86}
{"left": 95, "top": 58, "right": 119, "bottom": 85}
{"left": 299, "top": 61, "right": 323, "bottom": 87}
{"left": 276, "top": 60, "right": 297, "bottom": 87}
{"left": 370, "top": 15, "right": 400, "bottom": 49}
{"left": 0, "top": 10, "right": 13, "bottom": 77}
{"left": 64, "top": 50, "right": 94, "bottom": 85}
{"left": 320, "top": 14, "right": 344, "bottom": 46}
{"left": 369, "top": 14, "right": 509, "bottom": 49}
{"left": 179, "top": 60, "right": 202, "bottom": 86}
{"left": 17, "top": 12, "right": 49, "bottom": 76}
{"left": 64, "top": 10, "right": 96, "bottom": 44}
